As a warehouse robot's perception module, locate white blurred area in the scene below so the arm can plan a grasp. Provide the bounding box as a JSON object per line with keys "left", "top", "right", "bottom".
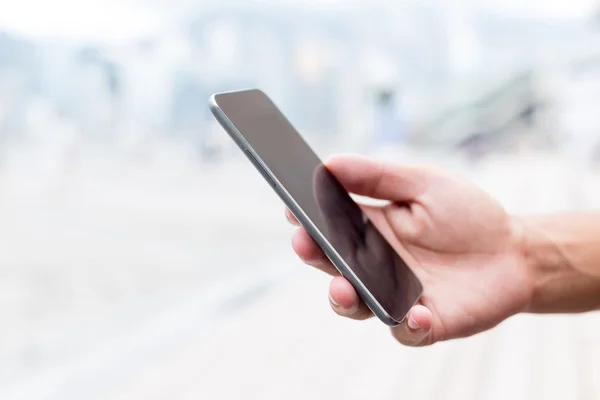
{"left": 1, "top": 1, "right": 600, "bottom": 399}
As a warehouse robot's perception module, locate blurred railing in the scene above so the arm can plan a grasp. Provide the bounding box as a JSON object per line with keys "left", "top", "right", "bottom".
{"left": 413, "top": 71, "right": 543, "bottom": 148}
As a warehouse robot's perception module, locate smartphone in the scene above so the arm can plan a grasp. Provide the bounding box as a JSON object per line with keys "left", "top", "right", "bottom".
{"left": 209, "top": 89, "right": 422, "bottom": 326}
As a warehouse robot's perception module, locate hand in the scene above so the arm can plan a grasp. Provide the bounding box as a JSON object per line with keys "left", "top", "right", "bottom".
{"left": 286, "top": 154, "right": 533, "bottom": 346}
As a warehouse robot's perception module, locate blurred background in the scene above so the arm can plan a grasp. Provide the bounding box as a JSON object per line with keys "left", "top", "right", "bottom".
{"left": 2, "top": 0, "right": 600, "bottom": 399}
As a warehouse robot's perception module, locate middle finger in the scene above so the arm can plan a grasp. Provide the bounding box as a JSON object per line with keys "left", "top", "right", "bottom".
{"left": 291, "top": 227, "right": 338, "bottom": 276}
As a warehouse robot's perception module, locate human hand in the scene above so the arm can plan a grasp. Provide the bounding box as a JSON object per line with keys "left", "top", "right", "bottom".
{"left": 287, "top": 154, "right": 532, "bottom": 346}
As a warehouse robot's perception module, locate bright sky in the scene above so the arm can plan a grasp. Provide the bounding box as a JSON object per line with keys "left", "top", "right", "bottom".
{"left": 0, "top": 0, "right": 597, "bottom": 44}
{"left": 480, "top": 0, "right": 597, "bottom": 19}
{"left": 0, "top": 0, "right": 170, "bottom": 45}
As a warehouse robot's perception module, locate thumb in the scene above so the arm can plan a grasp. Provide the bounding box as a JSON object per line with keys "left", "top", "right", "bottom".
{"left": 325, "top": 154, "right": 429, "bottom": 202}
{"left": 391, "top": 305, "right": 435, "bottom": 347}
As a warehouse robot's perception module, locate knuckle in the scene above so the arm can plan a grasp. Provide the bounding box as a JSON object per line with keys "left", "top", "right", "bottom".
{"left": 400, "top": 218, "right": 428, "bottom": 241}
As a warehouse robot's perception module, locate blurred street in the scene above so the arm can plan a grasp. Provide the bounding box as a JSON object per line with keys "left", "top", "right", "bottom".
{"left": 0, "top": 150, "right": 292, "bottom": 399}
{"left": 1, "top": 147, "right": 600, "bottom": 400}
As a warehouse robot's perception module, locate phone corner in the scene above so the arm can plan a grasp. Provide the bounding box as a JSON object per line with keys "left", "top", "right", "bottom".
{"left": 378, "top": 313, "right": 402, "bottom": 327}
{"left": 369, "top": 304, "right": 402, "bottom": 327}
{"left": 252, "top": 87, "right": 267, "bottom": 96}
{"left": 208, "top": 94, "right": 219, "bottom": 112}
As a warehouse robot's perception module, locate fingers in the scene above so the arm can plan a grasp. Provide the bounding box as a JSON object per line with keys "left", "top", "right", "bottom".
{"left": 286, "top": 208, "right": 338, "bottom": 275}
{"left": 327, "top": 277, "right": 437, "bottom": 345}
{"left": 328, "top": 276, "right": 372, "bottom": 320}
{"left": 391, "top": 304, "right": 434, "bottom": 347}
{"left": 285, "top": 208, "right": 299, "bottom": 225}
{"left": 325, "top": 154, "right": 429, "bottom": 202}
{"left": 291, "top": 227, "right": 338, "bottom": 275}
{"left": 288, "top": 222, "right": 372, "bottom": 319}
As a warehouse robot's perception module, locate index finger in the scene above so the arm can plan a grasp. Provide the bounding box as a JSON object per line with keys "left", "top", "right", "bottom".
{"left": 326, "top": 154, "right": 429, "bottom": 201}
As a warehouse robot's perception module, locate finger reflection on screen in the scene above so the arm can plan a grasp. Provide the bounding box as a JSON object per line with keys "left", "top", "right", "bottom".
{"left": 312, "top": 164, "right": 421, "bottom": 320}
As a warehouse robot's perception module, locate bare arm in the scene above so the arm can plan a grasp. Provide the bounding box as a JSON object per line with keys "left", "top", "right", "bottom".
{"left": 520, "top": 213, "right": 600, "bottom": 313}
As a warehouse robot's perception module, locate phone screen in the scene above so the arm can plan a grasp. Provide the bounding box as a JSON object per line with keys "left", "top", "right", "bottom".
{"left": 214, "top": 89, "right": 422, "bottom": 322}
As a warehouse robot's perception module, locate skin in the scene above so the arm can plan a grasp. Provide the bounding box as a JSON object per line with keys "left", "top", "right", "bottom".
{"left": 285, "top": 154, "right": 600, "bottom": 347}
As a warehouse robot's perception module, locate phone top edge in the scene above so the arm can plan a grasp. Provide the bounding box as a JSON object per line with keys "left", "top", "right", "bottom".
{"left": 210, "top": 88, "right": 265, "bottom": 102}
{"left": 210, "top": 89, "right": 264, "bottom": 119}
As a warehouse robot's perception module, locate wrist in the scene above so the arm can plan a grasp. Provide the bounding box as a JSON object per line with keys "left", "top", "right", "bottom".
{"left": 514, "top": 214, "right": 600, "bottom": 313}
{"left": 513, "top": 215, "right": 564, "bottom": 313}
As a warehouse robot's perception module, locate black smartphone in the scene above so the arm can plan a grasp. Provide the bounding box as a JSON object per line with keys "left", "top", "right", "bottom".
{"left": 209, "top": 89, "right": 422, "bottom": 326}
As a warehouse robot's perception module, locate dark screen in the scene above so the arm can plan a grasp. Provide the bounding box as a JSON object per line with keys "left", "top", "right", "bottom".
{"left": 214, "top": 89, "right": 422, "bottom": 321}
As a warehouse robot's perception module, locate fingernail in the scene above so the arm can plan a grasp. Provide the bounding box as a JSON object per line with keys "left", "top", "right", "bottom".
{"left": 329, "top": 294, "right": 340, "bottom": 308}
{"left": 407, "top": 315, "right": 421, "bottom": 331}
{"left": 308, "top": 259, "right": 329, "bottom": 269}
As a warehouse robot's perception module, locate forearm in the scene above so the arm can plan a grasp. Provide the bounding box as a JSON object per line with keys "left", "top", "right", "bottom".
{"left": 517, "top": 212, "right": 600, "bottom": 313}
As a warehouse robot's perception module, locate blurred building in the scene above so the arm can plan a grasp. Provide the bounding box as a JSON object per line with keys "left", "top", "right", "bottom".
{"left": 1, "top": 0, "right": 600, "bottom": 155}
{"left": 0, "top": 32, "right": 37, "bottom": 141}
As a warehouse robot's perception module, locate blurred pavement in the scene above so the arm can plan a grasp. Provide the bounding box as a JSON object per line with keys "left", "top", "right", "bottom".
{"left": 1, "top": 149, "right": 600, "bottom": 400}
